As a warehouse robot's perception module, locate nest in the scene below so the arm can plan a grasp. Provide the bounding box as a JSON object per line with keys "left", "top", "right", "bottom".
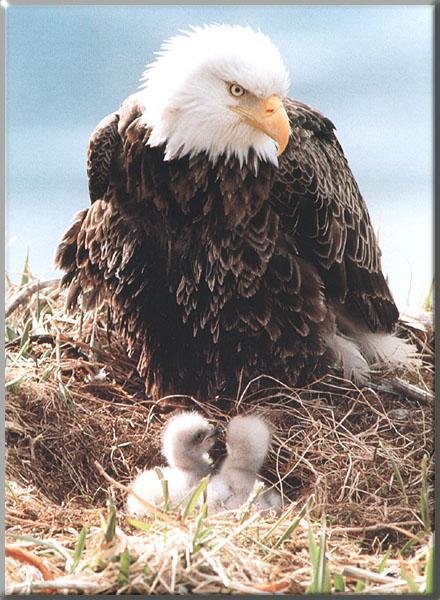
{"left": 5, "top": 276, "right": 435, "bottom": 594}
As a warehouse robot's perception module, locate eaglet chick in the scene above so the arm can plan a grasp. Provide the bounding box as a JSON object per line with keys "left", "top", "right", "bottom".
{"left": 208, "top": 415, "right": 282, "bottom": 513}
{"left": 126, "top": 411, "right": 218, "bottom": 515}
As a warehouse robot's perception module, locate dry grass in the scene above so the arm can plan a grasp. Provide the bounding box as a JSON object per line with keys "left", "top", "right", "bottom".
{"left": 5, "top": 273, "right": 435, "bottom": 594}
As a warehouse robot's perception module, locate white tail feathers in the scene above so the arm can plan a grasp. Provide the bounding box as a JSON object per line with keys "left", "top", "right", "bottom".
{"left": 327, "top": 333, "right": 370, "bottom": 384}
{"left": 328, "top": 331, "right": 422, "bottom": 384}
{"left": 355, "top": 332, "right": 422, "bottom": 370}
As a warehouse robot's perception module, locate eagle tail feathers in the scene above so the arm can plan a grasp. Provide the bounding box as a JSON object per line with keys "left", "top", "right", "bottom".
{"left": 327, "top": 329, "right": 422, "bottom": 385}
{"left": 326, "top": 333, "right": 370, "bottom": 384}
{"left": 354, "top": 332, "right": 422, "bottom": 371}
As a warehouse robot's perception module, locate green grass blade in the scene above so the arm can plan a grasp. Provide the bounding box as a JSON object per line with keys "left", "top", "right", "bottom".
{"left": 104, "top": 500, "right": 117, "bottom": 542}
{"left": 16, "top": 318, "right": 32, "bottom": 359}
{"left": 333, "top": 572, "right": 345, "bottom": 592}
{"left": 380, "top": 442, "right": 408, "bottom": 505}
{"left": 127, "top": 518, "right": 152, "bottom": 532}
{"left": 118, "top": 548, "right": 131, "bottom": 587}
{"left": 420, "top": 454, "right": 431, "bottom": 531}
{"left": 20, "top": 251, "right": 31, "bottom": 287}
{"left": 239, "top": 481, "right": 265, "bottom": 524}
{"left": 377, "top": 547, "right": 392, "bottom": 573}
{"left": 400, "top": 566, "right": 420, "bottom": 593}
{"left": 58, "top": 381, "right": 73, "bottom": 407}
{"left": 316, "top": 517, "right": 331, "bottom": 593}
{"left": 354, "top": 580, "right": 366, "bottom": 592}
{"left": 15, "top": 340, "right": 30, "bottom": 361}
{"left": 154, "top": 467, "right": 170, "bottom": 511}
{"left": 424, "top": 541, "right": 434, "bottom": 594}
{"left": 274, "top": 499, "right": 309, "bottom": 548}
{"left": 306, "top": 524, "right": 319, "bottom": 593}
{"left": 5, "top": 374, "right": 25, "bottom": 393}
{"left": 6, "top": 325, "right": 18, "bottom": 342}
{"left": 307, "top": 524, "right": 318, "bottom": 567}
{"left": 5, "top": 481, "right": 18, "bottom": 500}
{"left": 423, "top": 279, "right": 434, "bottom": 312}
{"left": 191, "top": 505, "right": 210, "bottom": 553}
{"left": 307, "top": 517, "right": 331, "bottom": 594}
{"left": 41, "top": 364, "right": 55, "bottom": 381}
{"left": 262, "top": 503, "right": 295, "bottom": 541}
{"left": 182, "top": 476, "right": 209, "bottom": 521}
{"left": 70, "top": 526, "right": 87, "bottom": 573}
{"left": 400, "top": 535, "right": 420, "bottom": 557}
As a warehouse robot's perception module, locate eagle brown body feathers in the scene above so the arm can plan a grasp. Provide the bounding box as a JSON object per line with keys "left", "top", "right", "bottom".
{"left": 55, "top": 95, "right": 399, "bottom": 400}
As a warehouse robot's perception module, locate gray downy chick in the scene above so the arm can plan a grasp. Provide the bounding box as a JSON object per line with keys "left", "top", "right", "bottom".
{"left": 126, "top": 411, "right": 218, "bottom": 515}
{"left": 207, "top": 414, "right": 282, "bottom": 513}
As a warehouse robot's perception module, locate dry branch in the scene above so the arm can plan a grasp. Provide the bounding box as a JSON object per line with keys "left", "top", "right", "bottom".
{"left": 342, "top": 565, "right": 406, "bottom": 585}
{"left": 6, "top": 279, "right": 60, "bottom": 317}
{"left": 389, "top": 377, "right": 434, "bottom": 404}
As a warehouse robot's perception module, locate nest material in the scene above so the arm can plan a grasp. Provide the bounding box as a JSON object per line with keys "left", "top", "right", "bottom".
{"left": 5, "top": 277, "right": 435, "bottom": 594}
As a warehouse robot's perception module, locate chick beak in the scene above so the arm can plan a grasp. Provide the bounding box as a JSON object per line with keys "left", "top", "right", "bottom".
{"left": 235, "top": 95, "right": 291, "bottom": 156}
{"left": 207, "top": 426, "right": 222, "bottom": 440}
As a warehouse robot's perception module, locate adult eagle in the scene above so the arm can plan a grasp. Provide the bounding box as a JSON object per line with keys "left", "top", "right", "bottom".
{"left": 56, "top": 24, "right": 417, "bottom": 400}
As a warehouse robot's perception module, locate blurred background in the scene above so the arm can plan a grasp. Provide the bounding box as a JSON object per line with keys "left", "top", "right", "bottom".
{"left": 6, "top": 5, "right": 433, "bottom": 313}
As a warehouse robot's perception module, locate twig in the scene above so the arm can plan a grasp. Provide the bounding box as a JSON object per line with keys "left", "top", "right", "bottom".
{"left": 5, "top": 544, "right": 62, "bottom": 594}
{"left": 93, "top": 460, "right": 186, "bottom": 530}
{"left": 363, "top": 577, "right": 424, "bottom": 594}
{"left": 253, "top": 580, "right": 291, "bottom": 592}
{"left": 8, "top": 578, "right": 99, "bottom": 593}
{"left": 6, "top": 515, "right": 49, "bottom": 527}
{"left": 342, "top": 565, "right": 407, "bottom": 585}
{"left": 388, "top": 377, "right": 434, "bottom": 404}
{"left": 5, "top": 334, "right": 57, "bottom": 350}
{"left": 330, "top": 521, "right": 420, "bottom": 540}
{"left": 5, "top": 544, "right": 55, "bottom": 580}
{"left": 6, "top": 279, "right": 60, "bottom": 317}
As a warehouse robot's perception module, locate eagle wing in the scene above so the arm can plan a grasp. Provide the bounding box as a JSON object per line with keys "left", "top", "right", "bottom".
{"left": 87, "top": 113, "right": 119, "bottom": 202}
{"left": 271, "top": 98, "right": 399, "bottom": 332}
{"left": 86, "top": 94, "right": 145, "bottom": 202}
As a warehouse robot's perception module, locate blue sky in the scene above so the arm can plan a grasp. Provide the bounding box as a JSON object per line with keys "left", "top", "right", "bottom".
{"left": 6, "top": 5, "right": 433, "bottom": 311}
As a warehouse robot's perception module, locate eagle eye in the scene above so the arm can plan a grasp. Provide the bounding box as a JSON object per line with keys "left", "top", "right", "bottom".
{"left": 229, "top": 83, "right": 245, "bottom": 98}
{"left": 193, "top": 431, "right": 206, "bottom": 443}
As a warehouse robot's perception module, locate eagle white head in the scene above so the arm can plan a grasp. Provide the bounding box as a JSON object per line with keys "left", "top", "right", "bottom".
{"left": 140, "top": 24, "right": 291, "bottom": 166}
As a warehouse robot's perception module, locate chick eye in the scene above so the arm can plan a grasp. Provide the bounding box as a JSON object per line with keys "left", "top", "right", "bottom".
{"left": 229, "top": 83, "right": 245, "bottom": 97}
{"left": 194, "top": 431, "right": 205, "bottom": 443}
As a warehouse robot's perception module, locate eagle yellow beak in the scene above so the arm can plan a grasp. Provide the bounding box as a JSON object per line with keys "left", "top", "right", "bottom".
{"left": 231, "top": 95, "right": 291, "bottom": 155}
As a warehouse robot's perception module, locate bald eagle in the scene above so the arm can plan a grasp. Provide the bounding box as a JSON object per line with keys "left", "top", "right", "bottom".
{"left": 55, "top": 25, "right": 417, "bottom": 400}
